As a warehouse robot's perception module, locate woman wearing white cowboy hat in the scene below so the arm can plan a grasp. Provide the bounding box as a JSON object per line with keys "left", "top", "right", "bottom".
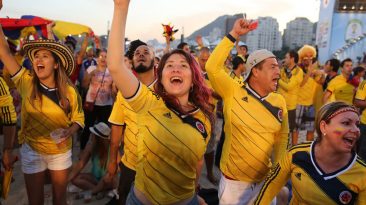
{"left": 68, "top": 122, "right": 117, "bottom": 200}
{"left": 0, "top": 22, "right": 84, "bottom": 205}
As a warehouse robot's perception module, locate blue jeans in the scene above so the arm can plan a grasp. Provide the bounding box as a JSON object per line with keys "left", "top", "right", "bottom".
{"left": 126, "top": 186, "right": 199, "bottom": 205}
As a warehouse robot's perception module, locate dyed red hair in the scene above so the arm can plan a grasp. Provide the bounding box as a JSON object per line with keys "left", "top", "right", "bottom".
{"left": 154, "top": 49, "right": 215, "bottom": 127}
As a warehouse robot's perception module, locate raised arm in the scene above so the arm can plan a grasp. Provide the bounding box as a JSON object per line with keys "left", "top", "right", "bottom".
{"left": 206, "top": 18, "right": 252, "bottom": 98}
{"left": 76, "top": 33, "right": 89, "bottom": 65}
{"left": 46, "top": 22, "right": 56, "bottom": 40}
{"left": 107, "top": 0, "right": 139, "bottom": 98}
{"left": 0, "top": 26, "right": 21, "bottom": 76}
{"left": 163, "top": 35, "right": 171, "bottom": 54}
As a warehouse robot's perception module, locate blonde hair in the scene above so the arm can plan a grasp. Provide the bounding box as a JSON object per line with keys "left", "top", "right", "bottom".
{"left": 298, "top": 45, "right": 316, "bottom": 61}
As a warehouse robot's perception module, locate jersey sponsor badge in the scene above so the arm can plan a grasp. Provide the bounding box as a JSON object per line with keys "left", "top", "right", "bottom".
{"left": 278, "top": 109, "right": 283, "bottom": 122}
{"left": 163, "top": 112, "right": 172, "bottom": 119}
{"left": 295, "top": 173, "right": 301, "bottom": 180}
{"left": 195, "top": 121, "right": 205, "bottom": 134}
{"left": 339, "top": 190, "right": 352, "bottom": 204}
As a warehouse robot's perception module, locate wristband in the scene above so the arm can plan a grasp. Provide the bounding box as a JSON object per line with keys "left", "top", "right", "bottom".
{"left": 226, "top": 33, "right": 236, "bottom": 43}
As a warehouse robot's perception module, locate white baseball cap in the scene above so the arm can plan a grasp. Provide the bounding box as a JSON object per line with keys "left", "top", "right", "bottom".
{"left": 244, "top": 49, "right": 276, "bottom": 81}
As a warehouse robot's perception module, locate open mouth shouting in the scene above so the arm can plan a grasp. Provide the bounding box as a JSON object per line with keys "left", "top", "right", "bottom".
{"left": 36, "top": 64, "right": 45, "bottom": 72}
{"left": 342, "top": 135, "right": 357, "bottom": 149}
{"left": 170, "top": 76, "right": 183, "bottom": 85}
{"left": 272, "top": 77, "right": 280, "bottom": 87}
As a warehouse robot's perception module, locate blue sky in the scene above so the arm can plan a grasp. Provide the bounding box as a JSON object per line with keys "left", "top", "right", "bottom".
{"left": 1, "top": 0, "right": 320, "bottom": 42}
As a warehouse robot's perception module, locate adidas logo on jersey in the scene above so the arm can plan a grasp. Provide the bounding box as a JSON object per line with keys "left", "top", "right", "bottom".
{"left": 242, "top": 96, "right": 248, "bottom": 102}
{"left": 163, "top": 112, "right": 172, "bottom": 119}
{"left": 295, "top": 173, "right": 301, "bottom": 180}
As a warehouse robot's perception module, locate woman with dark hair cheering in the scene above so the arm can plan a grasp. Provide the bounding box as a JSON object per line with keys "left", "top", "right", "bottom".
{"left": 107, "top": 0, "right": 214, "bottom": 204}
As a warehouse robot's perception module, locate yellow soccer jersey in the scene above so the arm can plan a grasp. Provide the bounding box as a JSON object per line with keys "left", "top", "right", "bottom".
{"left": 278, "top": 66, "right": 304, "bottom": 110}
{"left": 297, "top": 74, "right": 317, "bottom": 106}
{"left": 108, "top": 80, "right": 156, "bottom": 170}
{"left": 355, "top": 80, "right": 366, "bottom": 124}
{"left": 202, "top": 72, "right": 214, "bottom": 90}
{"left": 127, "top": 83, "right": 211, "bottom": 204}
{"left": 2, "top": 53, "right": 24, "bottom": 89}
{"left": 254, "top": 142, "right": 366, "bottom": 205}
{"left": 206, "top": 36, "right": 289, "bottom": 183}
{"left": 0, "top": 76, "right": 16, "bottom": 125}
{"left": 229, "top": 70, "right": 245, "bottom": 86}
{"left": 327, "top": 75, "right": 354, "bottom": 105}
{"left": 313, "top": 70, "right": 325, "bottom": 114}
{"left": 12, "top": 67, "right": 84, "bottom": 154}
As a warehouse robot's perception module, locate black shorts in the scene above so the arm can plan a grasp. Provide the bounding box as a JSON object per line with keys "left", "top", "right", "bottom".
{"left": 117, "top": 162, "right": 136, "bottom": 205}
{"left": 288, "top": 109, "right": 296, "bottom": 132}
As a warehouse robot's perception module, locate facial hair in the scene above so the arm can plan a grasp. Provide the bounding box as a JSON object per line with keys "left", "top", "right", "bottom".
{"left": 132, "top": 59, "right": 154, "bottom": 73}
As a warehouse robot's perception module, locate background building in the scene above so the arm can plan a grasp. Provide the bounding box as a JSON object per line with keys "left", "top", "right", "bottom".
{"left": 283, "top": 17, "right": 314, "bottom": 50}
{"left": 246, "top": 17, "right": 282, "bottom": 52}
{"left": 316, "top": 0, "right": 366, "bottom": 64}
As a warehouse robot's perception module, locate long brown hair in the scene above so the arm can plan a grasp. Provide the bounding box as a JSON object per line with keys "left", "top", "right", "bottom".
{"left": 30, "top": 51, "right": 74, "bottom": 113}
{"left": 154, "top": 49, "right": 215, "bottom": 129}
{"left": 93, "top": 136, "right": 109, "bottom": 168}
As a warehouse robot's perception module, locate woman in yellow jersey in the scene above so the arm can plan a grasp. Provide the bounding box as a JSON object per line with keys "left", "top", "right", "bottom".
{"left": 254, "top": 101, "right": 366, "bottom": 205}
{"left": 0, "top": 24, "right": 84, "bottom": 205}
{"left": 108, "top": 1, "right": 214, "bottom": 204}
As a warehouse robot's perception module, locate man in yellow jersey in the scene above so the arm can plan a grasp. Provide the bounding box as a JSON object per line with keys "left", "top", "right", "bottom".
{"left": 206, "top": 18, "right": 289, "bottom": 204}
{"left": 354, "top": 80, "right": 366, "bottom": 160}
{"left": 105, "top": 39, "right": 157, "bottom": 205}
{"left": 197, "top": 47, "right": 221, "bottom": 185}
{"left": 322, "top": 59, "right": 340, "bottom": 91}
{"left": 278, "top": 51, "right": 303, "bottom": 143}
{"left": 229, "top": 56, "right": 246, "bottom": 85}
{"left": 0, "top": 76, "right": 17, "bottom": 171}
{"left": 293, "top": 45, "right": 317, "bottom": 145}
{"left": 323, "top": 58, "right": 354, "bottom": 104}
